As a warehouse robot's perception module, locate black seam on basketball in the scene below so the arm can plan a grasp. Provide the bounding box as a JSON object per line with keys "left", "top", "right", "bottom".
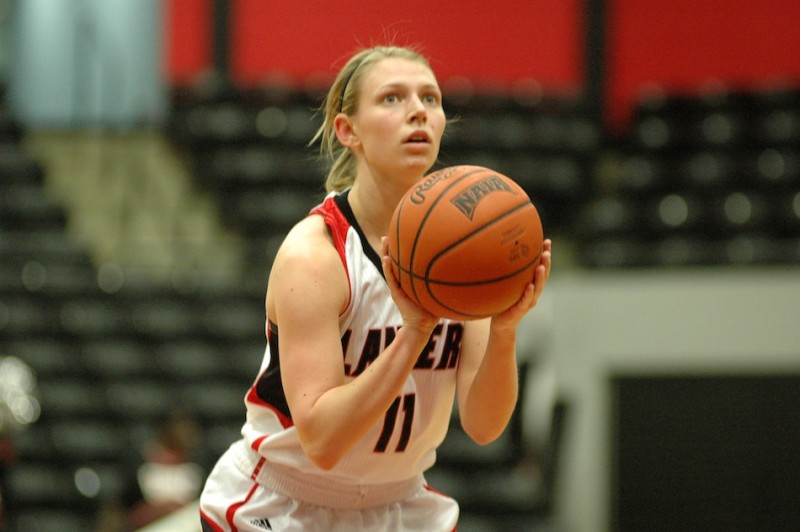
{"left": 422, "top": 200, "right": 536, "bottom": 284}
{"left": 421, "top": 201, "right": 539, "bottom": 318}
{"left": 422, "top": 245, "right": 542, "bottom": 287}
{"left": 406, "top": 167, "right": 488, "bottom": 306}
{"left": 423, "top": 243, "right": 541, "bottom": 320}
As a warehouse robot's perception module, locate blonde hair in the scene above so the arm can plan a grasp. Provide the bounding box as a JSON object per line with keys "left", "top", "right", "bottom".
{"left": 310, "top": 45, "right": 433, "bottom": 193}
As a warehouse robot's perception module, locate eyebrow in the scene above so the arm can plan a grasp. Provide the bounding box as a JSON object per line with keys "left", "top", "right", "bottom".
{"left": 377, "top": 82, "right": 441, "bottom": 93}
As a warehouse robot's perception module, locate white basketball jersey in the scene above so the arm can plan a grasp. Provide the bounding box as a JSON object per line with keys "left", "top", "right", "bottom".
{"left": 241, "top": 190, "right": 464, "bottom": 484}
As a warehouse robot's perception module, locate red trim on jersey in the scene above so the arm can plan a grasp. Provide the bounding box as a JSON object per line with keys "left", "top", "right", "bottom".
{"left": 225, "top": 481, "right": 260, "bottom": 532}
{"left": 250, "top": 456, "right": 267, "bottom": 481}
{"left": 424, "top": 484, "right": 458, "bottom": 530}
{"left": 199, "top": 508, "right": 225, "bottom": 532}
{"left": 424, "top": 483, "right": 450, "bottom": 497}
{"left": 310, "top": 196, "right": 352, "bottom": 313}
{"left": 250, "top": 434, "right": 268, "bottom": 452}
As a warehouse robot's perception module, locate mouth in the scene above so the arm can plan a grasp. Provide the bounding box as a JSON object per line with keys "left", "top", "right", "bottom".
{"left": 404, "top": 131, "right": 431, "bottom": 144}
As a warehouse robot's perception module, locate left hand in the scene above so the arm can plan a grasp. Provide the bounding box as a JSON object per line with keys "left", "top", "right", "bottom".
{"left": 490, "top": 238, "right": 552, "bottom": 333}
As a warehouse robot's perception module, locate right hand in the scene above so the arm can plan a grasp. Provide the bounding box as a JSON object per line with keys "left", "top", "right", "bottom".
{"left": 380, "top": 237, "right": 439, "bottom": 332}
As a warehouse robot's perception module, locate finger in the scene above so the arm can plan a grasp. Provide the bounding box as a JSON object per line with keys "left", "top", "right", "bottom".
{"left": 540, "top": 240, "right": 552, "bottom": 279}
{"left": 380, "top": 238, "right": 393, "bottom": 272}
{"left": 382, "top": 255, "right": 400, "bottom": 290}
{"left": 542, "top": 252, "right": 552, "bottom": 280}
{"left": 380, "top": 239, "right": 400, "bottom": 287}
{"left": 522, "top": 282, "right": 536, "bottom": 309}
{"left": 532, "top": 263, "right": 547, "bottom": 299}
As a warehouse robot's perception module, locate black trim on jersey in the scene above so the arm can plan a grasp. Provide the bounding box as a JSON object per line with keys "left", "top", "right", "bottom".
{"left": 253, "top": 193, "right": 382, "bottom": 419}
{"left": 255, "top": 320, "right": 292, "bottom": 422}
{"left": 334, "top": 191, "right": 385, "bottom": 278}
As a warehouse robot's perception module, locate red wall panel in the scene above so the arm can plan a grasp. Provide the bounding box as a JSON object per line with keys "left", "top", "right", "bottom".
{"left": 164, "top": 0, "right": 213, "bottom": 83}
{"left": 164, "top": 1, "right": 800, "bottom": 131}
{"left": 229, "top": 0, "right": 582, "bottom": 88}
{"left": 165, "top": 0, "right": 583, "bottom": 91}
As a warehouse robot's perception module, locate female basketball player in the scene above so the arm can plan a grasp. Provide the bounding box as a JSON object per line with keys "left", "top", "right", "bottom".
{"left": 199, "top": 45, "right": 552, "bottom": 531}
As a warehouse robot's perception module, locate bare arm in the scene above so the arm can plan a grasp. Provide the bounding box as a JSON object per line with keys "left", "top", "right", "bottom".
{"left": 269, "top": 220, "right": 437, "bottom": 470}
{"left": 456, "top": 239, "right": 553, "bottom": 444}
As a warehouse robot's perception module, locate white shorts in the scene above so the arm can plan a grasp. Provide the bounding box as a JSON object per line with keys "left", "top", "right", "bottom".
{"left": 199, "top": 441, "right": 459, "bottom": 532}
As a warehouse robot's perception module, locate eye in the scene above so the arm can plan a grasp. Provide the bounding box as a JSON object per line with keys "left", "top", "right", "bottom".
{"left": 423, "top": 94, "right": 441, "bottom": 105}
{"left": 383, "top": 93, "right": 399, "bottom": 104}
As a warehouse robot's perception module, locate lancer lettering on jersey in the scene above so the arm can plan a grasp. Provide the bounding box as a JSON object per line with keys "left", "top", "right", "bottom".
{"left": 343, "top": 322, "right": 463, "bottom": 377}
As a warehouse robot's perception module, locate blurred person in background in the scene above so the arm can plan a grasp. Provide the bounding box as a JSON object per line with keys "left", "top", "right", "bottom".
{"left": 125, "top": 408, "right": 203, "bottom": 530}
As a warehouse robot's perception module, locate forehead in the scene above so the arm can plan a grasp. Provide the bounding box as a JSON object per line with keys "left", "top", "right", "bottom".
{"left": 360, "top": 57, "right": 438, "bottom": 89}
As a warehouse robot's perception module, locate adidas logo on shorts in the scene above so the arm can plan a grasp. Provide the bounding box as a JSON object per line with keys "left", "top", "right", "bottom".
{"left": 250, "top": 517, "right": 273, "bottom": 530}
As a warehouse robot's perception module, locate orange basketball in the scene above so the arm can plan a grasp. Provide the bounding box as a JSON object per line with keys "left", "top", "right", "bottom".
{"left": 388, "top": 165, "right": 544, "bottom": 320}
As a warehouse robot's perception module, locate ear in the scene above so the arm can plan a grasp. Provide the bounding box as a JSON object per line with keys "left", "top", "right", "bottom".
{"left": 334, "top": 114, "right": 360, "bottom": 148}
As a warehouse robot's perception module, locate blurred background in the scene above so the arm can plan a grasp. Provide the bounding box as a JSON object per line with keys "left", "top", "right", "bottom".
{"left": 0, "top": 0, "right": 799, "bottom": 531}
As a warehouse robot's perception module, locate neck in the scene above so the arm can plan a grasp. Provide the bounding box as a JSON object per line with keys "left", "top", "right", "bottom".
{"left": 346, "top": 156, "right": 428, "bottom": 248}
{"left": 349, "top": 183, "right": 393, "bottom": 240}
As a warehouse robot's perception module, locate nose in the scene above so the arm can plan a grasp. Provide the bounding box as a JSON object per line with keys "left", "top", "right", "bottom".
{"left": 408, "top": 95, "right": 427, "bottom": 123}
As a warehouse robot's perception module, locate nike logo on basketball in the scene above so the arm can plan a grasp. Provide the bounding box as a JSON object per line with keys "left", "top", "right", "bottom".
{"left": 450, "top": 175, "right": 514, "bottom": 220}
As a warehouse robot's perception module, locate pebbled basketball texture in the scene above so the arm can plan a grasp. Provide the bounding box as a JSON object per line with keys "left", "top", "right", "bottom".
{"left": 388, "top": 165, "right": 544, "bottom": 320}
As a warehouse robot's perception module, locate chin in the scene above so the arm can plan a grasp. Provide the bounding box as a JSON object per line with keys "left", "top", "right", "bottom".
{"left": 406, "top": 155, "right": 437, "bottom": 172}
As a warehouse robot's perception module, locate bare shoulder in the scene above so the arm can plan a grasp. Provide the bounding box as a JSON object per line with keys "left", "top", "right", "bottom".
{"left": 267, "top": 215, "right": 349, "bottom": 321}
{"left": 279, "top": 215, "right": 335, "bottom": 256}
